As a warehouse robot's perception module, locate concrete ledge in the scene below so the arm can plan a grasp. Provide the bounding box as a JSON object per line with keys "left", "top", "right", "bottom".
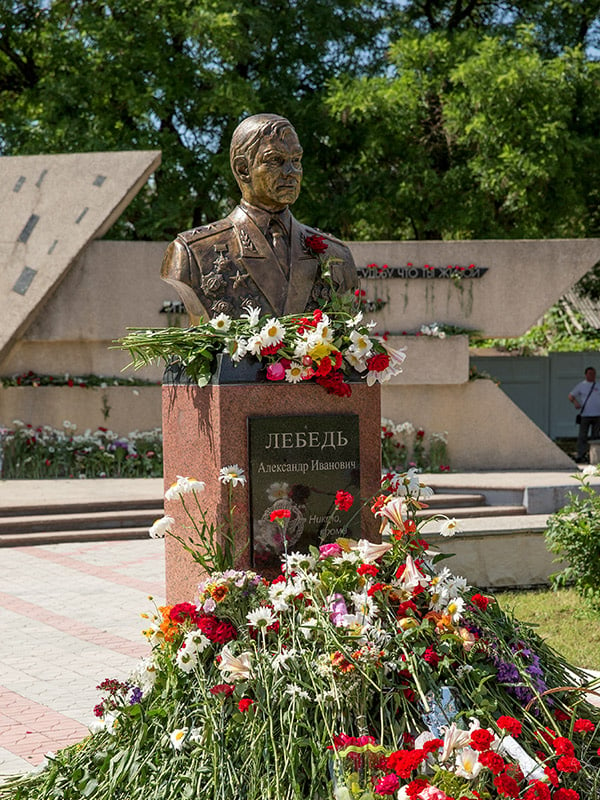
{"left": 384, "top": 335, "right": 469, "bottom": 385}
{"left": 422, "top": 514, "right": 562, "bottom": 589}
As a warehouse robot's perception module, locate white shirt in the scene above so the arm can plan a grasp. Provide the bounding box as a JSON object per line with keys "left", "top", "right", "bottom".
{"left": 570, "top": 380, "right": 600, "bottom": 416}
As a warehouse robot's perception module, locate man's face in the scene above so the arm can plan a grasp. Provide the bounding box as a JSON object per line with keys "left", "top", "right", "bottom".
{"left": 586, "top": 368, "right": 596, "bottom": 382}
{"left": 243, "top": 128, "right": 303, "bottom": 211}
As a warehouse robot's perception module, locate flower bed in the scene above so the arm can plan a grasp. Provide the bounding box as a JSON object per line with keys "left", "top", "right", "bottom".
{"left": 3, "top": 471, "right": 598, "bottom": 800}
{"left": 0, "top": 422, "right": 162, "bottom": 479}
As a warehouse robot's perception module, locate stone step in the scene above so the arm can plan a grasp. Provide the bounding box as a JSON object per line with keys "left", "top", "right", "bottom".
{"left": 0, "top": 508, "right": 161, "bottom": 535}
{"left": 0, "top": 526, "right": 150, "bottom": 548}
{"left": 0, "top": 498, "right": 163, "bottom": 517}
{"left": 416, "top": 504, "right": 526, "bottom": 520}
{"left": 426, "top": 492, "right": 486, "bottom": 508}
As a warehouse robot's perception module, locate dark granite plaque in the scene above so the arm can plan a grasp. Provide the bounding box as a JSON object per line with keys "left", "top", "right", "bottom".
{"left": 248, "top": 414, "right": 360, "bottom": 570}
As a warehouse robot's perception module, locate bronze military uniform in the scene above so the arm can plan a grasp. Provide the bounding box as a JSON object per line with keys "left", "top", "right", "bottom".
{"left": 161, "top": 202, "right": 357, "bottom": 321}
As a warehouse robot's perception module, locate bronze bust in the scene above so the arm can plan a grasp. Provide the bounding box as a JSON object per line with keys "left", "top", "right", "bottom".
{"left": 160, "top": 113, "right": 357, "bottom": 323}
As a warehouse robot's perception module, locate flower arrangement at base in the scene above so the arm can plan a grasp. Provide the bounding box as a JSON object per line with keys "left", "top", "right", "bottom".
{"left": 3, "top": 471, "right": 599, "bottom": 800}
{"left": 117, "top": 305, "right": 406, "bottom": 395}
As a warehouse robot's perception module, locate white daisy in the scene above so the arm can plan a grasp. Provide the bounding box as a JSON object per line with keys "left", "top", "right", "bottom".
{"left": 210, "top": 313, "right": 231, "bottom": 333}
{"left": 148, "top": 515, "right": 174, "bottom": 539}
{"left": 439, "top": 517, "right": 462, "bottom": 537}
{"left": 169, "top": 728, "right": 188, "bottom": 750}
{"left": 285, "top": 362, "right": 304, "bottom": 383}
{"left": 259, "top": 318, "right": 285, "bottom": 347}
{"left": 219, "top": 464, "right": 246, "bottom": 486}
{"left": 165, "top": 476, "right": 206, "bottom": 501}
{"left": 176, "top": 647, "right": 198, "bottom": 673}
{"left": 247, "top": 607, "right": 277, "bottom": 629}
{"left": 230, "top": 338, "right": 249, "bottom": 363}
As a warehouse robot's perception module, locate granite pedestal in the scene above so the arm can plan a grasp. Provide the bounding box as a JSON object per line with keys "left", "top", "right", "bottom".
{"left": 162, "top": 366, "right": 381, "bottom": 603}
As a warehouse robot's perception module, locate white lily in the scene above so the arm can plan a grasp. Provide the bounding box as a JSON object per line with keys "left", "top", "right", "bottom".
{"left": 217, "top": 645, "right": 253, "bottom": 680}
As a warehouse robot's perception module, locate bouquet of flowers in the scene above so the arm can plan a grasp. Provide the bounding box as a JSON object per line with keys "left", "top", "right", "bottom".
{"left": 117, "top": 306, "right": 405, "bottom": 396}
{"left": 3, "top": 471, "right": 599, "bottom": 800}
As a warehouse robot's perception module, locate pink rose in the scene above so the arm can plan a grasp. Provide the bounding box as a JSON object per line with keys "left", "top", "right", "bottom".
{"left": 266, "top": 362, "right": 286, "bottom": 381}
{"left": 419, "top": 787, "right": 449, "bottom": 800}
{"left": 319, "top": 542, "right": 342, "bottom": 558}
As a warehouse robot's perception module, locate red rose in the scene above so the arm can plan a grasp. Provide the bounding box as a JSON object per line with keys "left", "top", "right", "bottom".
{"left": 304, "top": 234, "right": 328, "bottom": 254}
{"left": 335, "top": 490, "right": 354, "bottom": 511}
{"left": 366, "top": 352, "right": 390, "bottom": 373}
{"left": 238, "top": 698, "right": 254, "bottom": 712}
{"left": 497, "top": 716, "right": 522, "bottom": 737}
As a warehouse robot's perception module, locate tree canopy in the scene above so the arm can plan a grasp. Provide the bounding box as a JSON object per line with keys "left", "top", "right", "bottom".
{"left": 1, "top": 0, "right": 599, "bottom": 241}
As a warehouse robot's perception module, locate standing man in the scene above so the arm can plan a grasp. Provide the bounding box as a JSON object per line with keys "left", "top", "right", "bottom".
{"left": 161, "top": 113, "right": 357, "bottom": 323}
{"left": 568, "top": 366, "right": 600, "bottom": 462}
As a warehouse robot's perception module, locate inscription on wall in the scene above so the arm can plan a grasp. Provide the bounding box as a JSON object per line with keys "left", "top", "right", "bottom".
{"left": 248, "top": 414, "right": 360, "bottom": 570}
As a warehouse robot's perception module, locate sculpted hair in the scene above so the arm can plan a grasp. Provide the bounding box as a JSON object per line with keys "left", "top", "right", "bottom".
{"left": 230, "top": 113, "right": 296, "bottom": 179}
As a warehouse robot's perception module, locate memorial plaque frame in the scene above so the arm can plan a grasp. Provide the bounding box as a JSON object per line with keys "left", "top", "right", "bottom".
{"left": 248, "top": 413, "right": 361, "bottom": 569}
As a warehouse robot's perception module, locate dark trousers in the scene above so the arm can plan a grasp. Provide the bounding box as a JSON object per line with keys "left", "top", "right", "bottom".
{"left": 577, "top": 416, "right": 600, "bottom": 460}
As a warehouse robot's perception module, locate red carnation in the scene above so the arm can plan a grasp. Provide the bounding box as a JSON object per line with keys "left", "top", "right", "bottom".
{"left": 553, "top": 736, "right": 575, "bottom": 756}
{"left": 553, "top": 790, "right": 580, "bottom": 800}
{"left": 422, "top": 647, "right": 440, "bottom": 668}
{"left": 366, "top": 352, "right": 390, "bottom": 373}
{"left": 169, "top": 602, "right": 202, "bottom": 626}
{"left": 335, "top": 490, "right": 354, "bottom": 511}
{"left": 479, "top": 750, "right": 505, "bottom": 774}
{"left": 270, "top": 508, "right": 292, "bottom": 522}
{"left": 373, "top": 773, "right": 400, "bottom": 796}
{"left": 406, "top": 778, "right": 429, "bottom": 798}
{"left": 210, "top": 683, "right": 234, "bottom": 696}
{"left": 556, "top": 755, "right": 581, "bottom": 773}
{"left": 523, "top": 780, "right": 551, "bottom": 800}
{"left": 494, "top": 773, "right": 520, "bottom": 798}
{"left": 305, "top": 234, "right": 328, "bottom": 254}
{"left": 543, "top": 767, "right": 558, "bottom": 787}
{"left": 573, "top": 717, "right": 595, "bottom": 733}
{"left": 315, "top": 371, "right": 352, "bottom": 397}
{"left": 497, "top": 716, "right": 522, "bottom": 737}
{"left": 471, "top": 593, "right": 492, "bottom": 611}
{"left": 238, "top": 698, "right": 254, "bottom": 712}
{"left": 197, "top": 615, "right": 237, "bottom": 644}
{"left": 470, "top": 728, "right": 495, "bottom": 751}
{"left": 357, "top": 563, "right": 379, "bottom": 577}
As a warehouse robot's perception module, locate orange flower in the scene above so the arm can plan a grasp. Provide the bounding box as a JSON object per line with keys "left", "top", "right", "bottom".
{"left": 331, "top": 651, "right": 355, "bottom": 673}
{"left": 210, "top": 585, "right": 229, "bottom": 603}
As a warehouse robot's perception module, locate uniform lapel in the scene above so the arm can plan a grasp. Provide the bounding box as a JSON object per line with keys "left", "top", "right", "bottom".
{"left": 229, "top": 206, "right": 287, "bottom": 315}
{"left": 283, "top": 217, "right": 319, "bottom": 315}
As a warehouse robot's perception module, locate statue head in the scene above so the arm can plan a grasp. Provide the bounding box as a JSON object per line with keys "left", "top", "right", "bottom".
{"left": 230, "top": 113, "right": 303, "bottom": 212}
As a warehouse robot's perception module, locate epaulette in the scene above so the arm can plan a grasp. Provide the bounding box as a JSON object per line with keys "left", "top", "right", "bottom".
{"left": 177, "top": 218, "right": 234, "bottom": 244}
{"left": 303, "top": 224, "right": 346, "bottom": 247}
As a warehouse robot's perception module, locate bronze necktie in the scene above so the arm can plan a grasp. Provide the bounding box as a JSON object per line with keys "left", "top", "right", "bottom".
{"left": 268, "top": 217, "right": 290, "bottom": 279}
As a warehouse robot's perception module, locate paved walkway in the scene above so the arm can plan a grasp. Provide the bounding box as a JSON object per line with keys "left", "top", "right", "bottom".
{"left": 0, "top": 538, "right": 165, "bottom": 778}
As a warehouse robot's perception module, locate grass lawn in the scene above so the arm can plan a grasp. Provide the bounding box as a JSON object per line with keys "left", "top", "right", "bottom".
{"left": 496, "top": 587, "right": 600, "bottom": 672}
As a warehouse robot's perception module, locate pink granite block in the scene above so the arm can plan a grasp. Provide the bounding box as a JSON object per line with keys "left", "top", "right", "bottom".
{"left": 163, "top": 381, "right": 381, "bottom": 602}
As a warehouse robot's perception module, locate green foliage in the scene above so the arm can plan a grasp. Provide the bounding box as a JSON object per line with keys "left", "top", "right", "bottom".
{"left": 2, "top": 2, "right": 600, "bottom": 244}
{"left": 326, "top": 27, "right": 600, "bottom": 240}
{"left": 545, "top": 471, "right": 600, "bottom": 610}
{"left": 471, "top": 302, "right": 600, "bottom": 354}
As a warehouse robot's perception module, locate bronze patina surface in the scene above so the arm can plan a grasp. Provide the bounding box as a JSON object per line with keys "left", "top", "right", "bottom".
{"left": 161, "top": 113, "right": 357, "bottom": 322}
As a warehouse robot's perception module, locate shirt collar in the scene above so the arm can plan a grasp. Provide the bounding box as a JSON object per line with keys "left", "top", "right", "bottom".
{"left": 240, "top": 201, "right": 291, "bottom": 236}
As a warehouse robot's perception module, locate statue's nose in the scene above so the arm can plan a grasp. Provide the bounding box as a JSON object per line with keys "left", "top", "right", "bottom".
{"left": 283, "top": 160, "right": 301, "bottom": 176}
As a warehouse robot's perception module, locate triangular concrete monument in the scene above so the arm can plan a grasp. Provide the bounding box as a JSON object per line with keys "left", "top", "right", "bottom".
{"left": 0, "top": 150, "right": 161, "bottom": 361}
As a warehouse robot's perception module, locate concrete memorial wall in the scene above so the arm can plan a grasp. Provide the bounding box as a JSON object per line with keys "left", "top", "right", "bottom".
{"left": 2, "top": 152, "right": 600, "bottom": 469}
